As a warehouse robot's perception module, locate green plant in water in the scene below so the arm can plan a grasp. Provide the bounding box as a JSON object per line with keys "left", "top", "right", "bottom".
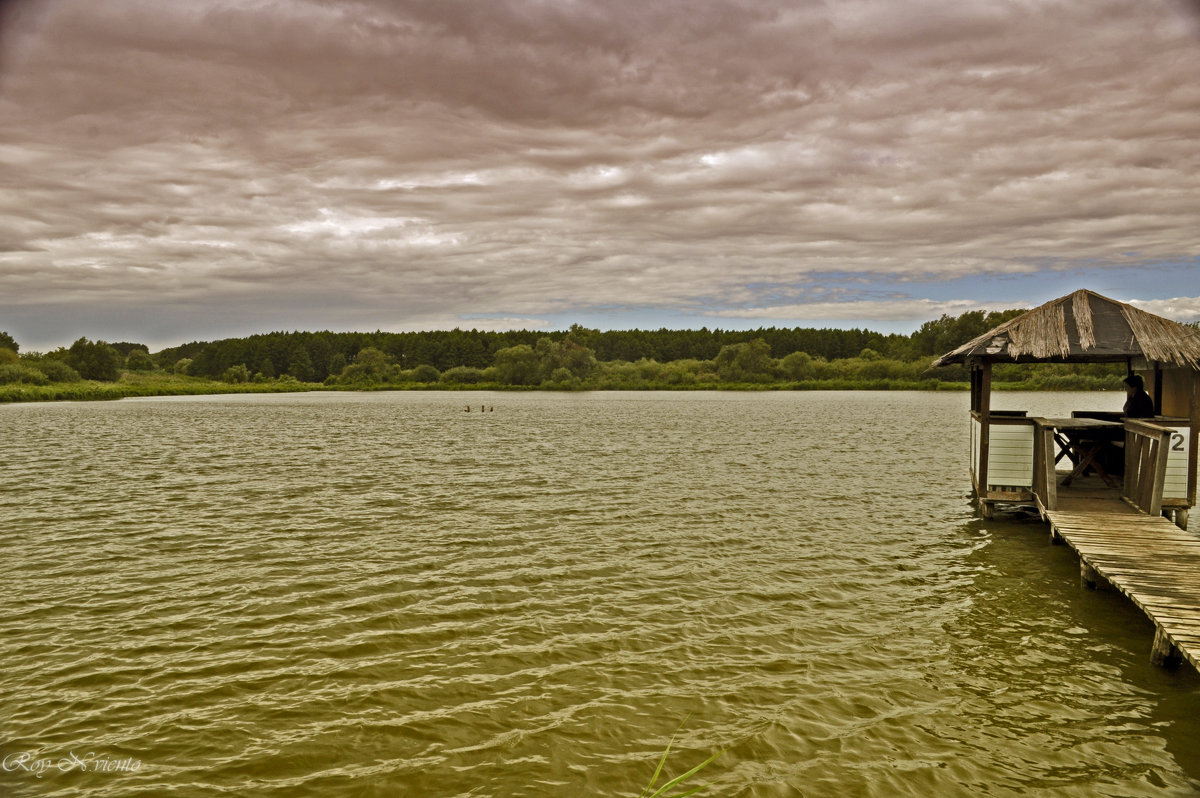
{"left": 637, "top": 723, "right": 723, "bottom": 798}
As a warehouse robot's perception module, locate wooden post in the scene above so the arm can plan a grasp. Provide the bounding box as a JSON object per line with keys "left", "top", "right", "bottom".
{"left": 1042, "top": 427, "right": 1058, "bottom": 513}
{"left": 1189, "top": 375, "right": 1198, "bottom": 510}
{"left": 1151, "top": 625, "right": 1182, "bottom": 668}
{"left": 1149, "top": 429, "right": 1170, "bottom": 517}
{"left": 978, "top": 362, "right": 992, "bottom": 514}
{"left": 1080, "top": 560, "right": 1107, "bottom": 589}
{"left": 1123, "top": 424, "right": 1134, "bottom": 503}
{"left": 969, "top": 364, "right": 983, "bottom": 501}
{"left": 1154, "top": 365, "right": 1164, "bottom": 416}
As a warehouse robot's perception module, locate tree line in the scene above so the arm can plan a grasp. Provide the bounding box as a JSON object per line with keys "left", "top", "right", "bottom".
{"left": 0, "top": 307, "right": 1127, "bottom": 391}
{"left": 151, "top": 310, "right": 1032, "bottom": 383}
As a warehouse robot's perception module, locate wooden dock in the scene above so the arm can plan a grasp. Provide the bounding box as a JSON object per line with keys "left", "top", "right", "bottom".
{"left": 1044, "top": 494, "right": 1200, "bottom": 671}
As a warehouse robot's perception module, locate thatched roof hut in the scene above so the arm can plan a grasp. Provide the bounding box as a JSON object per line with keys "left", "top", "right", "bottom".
{"left": 939, "top": 289, "right": 1200, "bottom": 522}
{"left": 931, "top": 289, "right": 1200, "bottom": 368}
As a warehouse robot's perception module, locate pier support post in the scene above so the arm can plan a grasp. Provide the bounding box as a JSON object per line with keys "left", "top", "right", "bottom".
{"left": 1080, "top": 561, "right": 1108, "bottom": 590}
{"left": 1151, "top": 626, "right": 1183, "bottom": 669}
{"left": 1175, "top": 508, "right": 1189, "bottom": 531}
{"left": 1049, "top": 526, "right": 1063, "bottom": 545}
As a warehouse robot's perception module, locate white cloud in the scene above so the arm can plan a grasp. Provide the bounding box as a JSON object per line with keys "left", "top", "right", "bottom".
{"left": 708, "top": 299, "right": 1022, "bottom": 323}
{"left": 282, "top": 209, "right": 424, "bottom": 237}
{"left": 1126, "top": 296, "right": 1200, "bottom": 324}
{"left": 373, "top": 173, "right": 486, "bottom": 191}
{"left": 452, "top": 317, "right": 552, "bottom": 332}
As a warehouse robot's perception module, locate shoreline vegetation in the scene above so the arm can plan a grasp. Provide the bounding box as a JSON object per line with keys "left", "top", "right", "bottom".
{"left": 0, "top": 310, "right": 1132, "bottom": 404}
{"left": 0, "top": 373, "right": 1124, "bottom": 404}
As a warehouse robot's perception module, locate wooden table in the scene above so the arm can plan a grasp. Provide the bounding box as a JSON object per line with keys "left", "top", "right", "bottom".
{"left": 1037, "top": 417, "right": 1124, "bottom": 488}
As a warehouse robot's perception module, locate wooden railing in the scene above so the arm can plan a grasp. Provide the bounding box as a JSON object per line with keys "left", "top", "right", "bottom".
{"left": 1124, "top": 420, "right": 1172, "bottom": 516}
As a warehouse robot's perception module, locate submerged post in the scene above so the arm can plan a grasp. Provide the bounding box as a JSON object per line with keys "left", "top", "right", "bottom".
{"left": 1151, "top": 626, "right": 1182, "bottom": 669}
{"left": 1080, "top": 560, "right": 1108, "bottom": 589}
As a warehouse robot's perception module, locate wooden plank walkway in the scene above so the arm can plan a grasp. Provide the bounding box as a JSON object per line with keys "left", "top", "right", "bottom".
{"left": 1045, "top": 500, "right": 1200, "bottom": 671}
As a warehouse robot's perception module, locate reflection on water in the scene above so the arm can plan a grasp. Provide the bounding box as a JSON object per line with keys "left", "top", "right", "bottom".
{"left": 1, "top": 391, "right": 1197, "bottom": 797}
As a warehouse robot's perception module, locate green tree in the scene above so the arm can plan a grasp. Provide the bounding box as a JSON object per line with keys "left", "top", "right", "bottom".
{"left": 910, "top": 309, "right": 1025, "bottom": 356}
{"left": 410, "top": 364, "right": 440, "bottom": 383}
{"left": 539, "top": 337, "right": 597, "bottom": 381}
{"left": 565, "top": 323, "right": 600, "bottom": 353}
{"left": 547, "top": 366, "right": 575, "bottom": 386}
{"left": 661, "top": 358, "right": 706, "bottom": 385}
{"left": 33, "top": 359, "right": 80, "bottom": 382}
{"left": 223, "top": 364, "right": 251, "bottom": 383}
{"left": 286, "top": 346, "right": 313, "bottom": 381}
{"left": 334, "top": 347, "right": 397, "bottom": 384}
{"left": 714, "top": 338, "right": 773, "bottom": 382}
{"left": 67, "top": 338, "right": 121, "bottom": 381}
{"left": 355, "top": 347, "right": 390, "bottom": 371}
{"left": 126, "top": 350, "right": 155, "bottom": 371}
{"left": 307, "top": 335, "right": 333, "bottom": 380}
{"left": 780, "top": 351, "right": 814, "bottom": 380}
{"left": 0, "top": 331, "right": 17, "bottom": 354}
{"left": 493, "top": 344, "right": 541, "bottom": 385}
{"left": 109, "top": 342, "right": 149, "bottom": 358}
{"left": 440, "top": 366, "right": 485, "bottom": 384}
{"left": 0, "top": 364, "right": 48, "bottom": 385}
{"left": 174, "top": 358, "right": 193, "bottom": 375}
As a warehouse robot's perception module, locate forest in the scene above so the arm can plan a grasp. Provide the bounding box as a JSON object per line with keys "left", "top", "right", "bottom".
{"left": 0, "top": 308, "right": 1130, "bottom": 401}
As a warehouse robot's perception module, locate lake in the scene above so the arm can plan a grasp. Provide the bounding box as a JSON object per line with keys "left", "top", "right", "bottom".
{"left": 2, "top": 390, "right": 1198, "bottom": 796}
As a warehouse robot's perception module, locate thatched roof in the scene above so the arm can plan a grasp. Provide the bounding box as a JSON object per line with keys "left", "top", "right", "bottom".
{"left": 932, "top": 289, "right": 1200, "bottom": 368}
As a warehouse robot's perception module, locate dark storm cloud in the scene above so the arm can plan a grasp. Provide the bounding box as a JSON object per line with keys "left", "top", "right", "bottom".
{"left": 1, "top": 0, "right": 1199, "bottom": 348}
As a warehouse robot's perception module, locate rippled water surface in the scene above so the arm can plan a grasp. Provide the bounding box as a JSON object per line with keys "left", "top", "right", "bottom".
{"left": 2, "top": 391, "right": 1198, "bottom": 797}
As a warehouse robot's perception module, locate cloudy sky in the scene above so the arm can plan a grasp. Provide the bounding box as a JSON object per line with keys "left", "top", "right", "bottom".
{"left": 2, "top": 0, "right": 1199, "bottom": 351}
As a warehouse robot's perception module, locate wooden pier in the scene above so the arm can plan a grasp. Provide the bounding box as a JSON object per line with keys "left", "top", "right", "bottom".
{"left": 1027, "top": 421, "right": 1200, "bottom": 672}
{"left": 1027, "top": 418, "right": 1197, "bottom": 671}
{"left": 1044, "top": 493, "right": 1200, "bottom": 670}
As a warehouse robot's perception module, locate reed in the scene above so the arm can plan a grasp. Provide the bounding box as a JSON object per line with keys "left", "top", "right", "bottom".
{"left": 637, "top": 723, "right": 723, "bottom": 798}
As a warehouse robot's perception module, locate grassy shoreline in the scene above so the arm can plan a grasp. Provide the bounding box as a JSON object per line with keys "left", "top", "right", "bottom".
{"left": 0, "top": 374, "right": 316, "bottom": 403}
{"left": 0, "top": 371, "right": 1124, "bottom": 404}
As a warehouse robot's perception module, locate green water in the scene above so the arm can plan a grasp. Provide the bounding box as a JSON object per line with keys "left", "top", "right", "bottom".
{"left": 2, "top": 391, "right": 1197, "bottom": 797}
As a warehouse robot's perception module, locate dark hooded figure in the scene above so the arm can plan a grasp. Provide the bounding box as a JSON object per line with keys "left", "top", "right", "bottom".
{"left": 1122, "top": 373, "right": 1155, "bottom": 418}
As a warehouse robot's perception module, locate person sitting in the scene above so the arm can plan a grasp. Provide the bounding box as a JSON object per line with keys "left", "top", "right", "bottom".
{"left": 1122, "top": 374, "right": 1155, "bottom": 418}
